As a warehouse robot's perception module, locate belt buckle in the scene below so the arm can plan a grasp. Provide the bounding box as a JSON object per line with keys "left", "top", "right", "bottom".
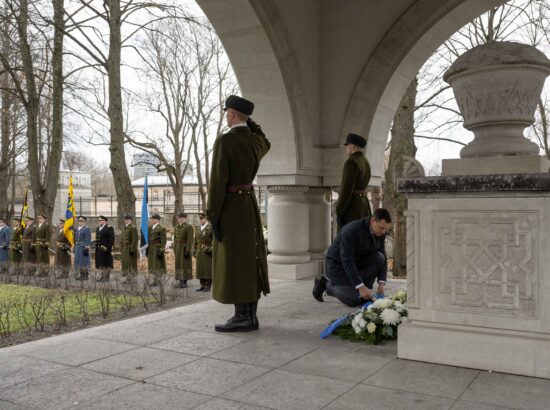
{"left": 238, "top": 189, "right": 243, "bottom": 194}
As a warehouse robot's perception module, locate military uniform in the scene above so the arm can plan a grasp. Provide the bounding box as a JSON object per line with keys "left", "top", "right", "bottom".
{"left": 148, "top": 221, "right": 166, "bottom": 285}
{"left": 174, "top": 221, "right": 194, "bottom": 281}
{"left": 335, "top": 134, "right": 372, "bottom": 231}
{"left": 194, "top": 221, "right": 212, "bottom": 291}
{"left": 9, "top": 222, "right": 22, "bottom": 264}
{"left": 21, "top": 221, "right": 36, "bottom": 265}
{"left": 54, "top": 227, "right": 71, "bottom": 278}
{"left": 0, "top": 222, "right": 10, "bottom": 264}
{"left": 121, "top": 222, "right": 138, "bottom": 275}
{"left": 35, "top": 221, "right": 51, "bottom": 265}
{"left": 95, "top": 218, "right": 115, "bottom": 281}
{"left": 74, "top": 218, "right": 91, "bottom": 280}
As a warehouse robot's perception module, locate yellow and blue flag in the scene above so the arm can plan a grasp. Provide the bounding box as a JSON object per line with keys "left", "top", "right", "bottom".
{"left": 20, "top": 189, "right": 28, "bottom": 229}
{"left": 64, "top": 175, "right": 76, "bottom": 246}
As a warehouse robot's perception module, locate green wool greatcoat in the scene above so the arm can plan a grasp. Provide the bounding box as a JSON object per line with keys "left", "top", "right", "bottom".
{"left": 174, "top": 222, "right": 194, "bottom": 280}
{"left": 148, "top": 224, "right": 166, "bottom": 273}
{"left": 207, "top": 125, "right": 270, "bottom": 304}
{"left": 121, "top": 223, "right": 138, "bottom": 273}
{"left": 54, "top": 231, "right": 71, "bottom": 268}
{"left": 35, "top": 222, "right": 51, "bottom": 265}
{"left": 194, "top": 223, "right": 212, "bottom": 280}
{"left": 335, "top": 151, "right": 372, "bottom": 231}
{"left": 9, "top": 226, "right": 22, "bottom": 264}
{"left": 21, "top": 224, "right": 36, "bottom": 264}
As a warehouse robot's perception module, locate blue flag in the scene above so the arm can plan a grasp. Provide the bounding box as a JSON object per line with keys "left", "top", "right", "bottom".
{"left": 140, "top": 175, "right": 149, "bottom": 257}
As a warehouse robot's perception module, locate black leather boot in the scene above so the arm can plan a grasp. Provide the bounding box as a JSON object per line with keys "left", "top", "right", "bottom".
{"left": 249, "top": 301, "right": 259, "bottom": 330}
{"left": 215, "top": 304, "right": 255, "bottom": 332}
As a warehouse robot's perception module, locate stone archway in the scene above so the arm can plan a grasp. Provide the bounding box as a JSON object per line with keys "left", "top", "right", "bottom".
{"left": 341, "top": 0, "right": 508, "bottom": 182}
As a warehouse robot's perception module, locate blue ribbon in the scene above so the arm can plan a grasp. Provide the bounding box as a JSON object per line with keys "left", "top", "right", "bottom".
{"left": 319, "top": 294, "right": 384, "bottom": 339}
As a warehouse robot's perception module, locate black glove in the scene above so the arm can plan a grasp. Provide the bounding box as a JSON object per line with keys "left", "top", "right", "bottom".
{"left": 184, "top": 251, "right": 190, "bottom": 259}
{"left": 336, "top": 214, "right": 344, "bottom": 227}
{"left": 30, "top": 246, "right": 35, "bottom": 254}
{"left": 145, "top": 247, "right": 149, "bottom": 257}
{"left": 212, "top": 222, "right": 223, "bottom": 242}
{"left": 129, "top": 250, "right": 135, "bottom": 257}
{"left": 246, "top": 118, "right": 262, "bottom": 134}
{"left": 83, "top": 248, "right": 89, "bottom": 257}
{"left": 157, "top": 249, "right": 164, "bottom": 260}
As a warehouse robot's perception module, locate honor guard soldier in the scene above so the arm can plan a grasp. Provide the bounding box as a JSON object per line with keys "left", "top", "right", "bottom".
{"left": 35, "top": 213, "right": 51, "bottom": 277}
{"left": 194, "top": 213, "right": 212, "bottom": 292}
{"left": 335, "top": 133, "right": 372, "bottom": 231}
{"left": 148, "top": 213, "right": 166, "bottom": 286}
{"left": 95, "top": 215, "right": 115, "bottom": 281}
{"left": 121, "top": 214, "right": 138, "bottom": 283}
{"left": 207, "top": 95, "right": 270, "bottom": 332}
{"left": 174, "top": 212, "right": 194, "bottom": 288}
{"left": 54, "top": 218, "right": 72, "bottom": 279}
{"left": 9, "top": 218, "right": 22, "bottom": 265}
{"left": 0, "top": 217, "right": 10, "bottom": 266}
{"left": 21, "top": 216, "right": 36, "bottom": 268}
{"left": 74, "top": 216, "right": 91, "bottom": 280}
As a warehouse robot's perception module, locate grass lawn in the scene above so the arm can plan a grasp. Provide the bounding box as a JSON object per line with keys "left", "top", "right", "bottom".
{"left": 0, "top": 283, "right": 147, "bottom": 334}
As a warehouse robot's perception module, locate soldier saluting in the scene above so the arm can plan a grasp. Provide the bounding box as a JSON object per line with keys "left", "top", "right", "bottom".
{"left": 95, "top": 215, "right": 114, "bottom": 282}
{"left": 335, "top": 133, "right": 372, "bottom": 231}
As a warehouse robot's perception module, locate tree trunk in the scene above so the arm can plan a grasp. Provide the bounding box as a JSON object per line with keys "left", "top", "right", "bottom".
{"left": 107, "top": 0, "right": 135, "bottom": 227}
{"left": 0, "top": 29, "right": 10, "bottom": 218}
{"left": 384, "top": 78, "right": 417, "bottom": 277}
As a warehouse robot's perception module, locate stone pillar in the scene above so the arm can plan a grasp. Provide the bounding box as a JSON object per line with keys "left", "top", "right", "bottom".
{"left": 266, "top": 185, "right": 320, "bottom": 279}
{"left": 305, "top": 187, "right": 331, "bottom": 261}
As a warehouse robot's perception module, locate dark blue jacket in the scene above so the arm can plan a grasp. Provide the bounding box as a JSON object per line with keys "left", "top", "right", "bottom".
{"left": 325, "top": 217, "right": 386, "bottom": 287}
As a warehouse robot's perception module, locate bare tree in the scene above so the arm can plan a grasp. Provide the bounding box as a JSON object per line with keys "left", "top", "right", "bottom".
{"left": 127, "top": 17, "right": 235, "bottom": 221}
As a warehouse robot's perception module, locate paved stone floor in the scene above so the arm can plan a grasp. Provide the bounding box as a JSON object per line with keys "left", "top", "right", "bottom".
{"left": 1, "top": 279, "right": 549, "bottom": 409}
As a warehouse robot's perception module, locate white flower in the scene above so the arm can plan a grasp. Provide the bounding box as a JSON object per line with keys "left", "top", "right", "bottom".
{"left": 366, "top": 322, "right": 376, "bottom": 334}
{"left": 373, "top": 298, "right": 392, "bottom": 309}
{"left": 393, "top": 301, "right": 406, "bottom": 313}
{"left": 380, "top": 308, "right": 401, "bottom": 325}
{"left": 393, "top": 290, "right": 407, "bottom": 302}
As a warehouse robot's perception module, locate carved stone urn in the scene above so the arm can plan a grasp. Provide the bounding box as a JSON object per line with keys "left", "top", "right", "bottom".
{"left": 444, "top": 41, "right": 550, "bottom": 158}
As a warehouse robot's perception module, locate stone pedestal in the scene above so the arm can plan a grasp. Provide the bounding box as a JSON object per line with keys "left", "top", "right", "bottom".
{"left": 442, "top": 155, "right": 550, "bottom": 176}
{"left": 266, "top": 186, "right": 320, "bottom": 279}
{"left": 306, "top": 188, "right": 331, "bottom": 261}
{"left": 397, "top": 174, "right": 550, "bottom": 378}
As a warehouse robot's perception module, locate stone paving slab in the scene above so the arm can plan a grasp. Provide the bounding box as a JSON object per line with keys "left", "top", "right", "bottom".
{"left": 0, "top": 278, "right": 545, "bottom": 410}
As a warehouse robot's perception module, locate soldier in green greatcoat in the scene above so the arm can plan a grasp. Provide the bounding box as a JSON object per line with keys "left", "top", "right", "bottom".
{"left": 194, "top": 213, "right": 212, "bottom": 292}
{"left": 35, "top": 214, "right": 51, "bottom": 276}
{"left": 148, "top": 213, "right": 166, "bottom": 286}
{"left": 9, "top": 218, "right": 23, "bottom": 265}
{"left": 121, "top": 214, "right": 138, "bottom": 282}
{"left": 173, "top": 211, "right": 194, "bottom": 288}
{"left": 335, "top": 133, "right": 372, "bottom": 231}
{"left": 207, "top": 95, "right": 270, "bottom": 333}
{"left": 21, "top": 216, "right": 36, "bottom": 269}
{"left": 54, "top": 219, "right": 71, "bottom": 279}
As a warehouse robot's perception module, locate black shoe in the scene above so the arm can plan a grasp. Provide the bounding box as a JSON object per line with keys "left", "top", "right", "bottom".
{"left": 215, "top": 304, "right": 255, "bottom": 332}
{"left": 196, "top": 286, "right": 205, "bottom": 292}
{"left": 76, "top": 273, "right": 89, "bottom": 281}
{"left": 98, "top": 276, "right": 110, "bottom": 282}
{"left": 249, "top": 301, "right": 259, "bottom": 330}
{"left": 202, "top": 287, "right": 211, "bottom": 292}
{"left": 312, "top": 275, "right": 327, "bottom": 302}
{"left": 150, "top": 281, "right": 160, "bottom": 287}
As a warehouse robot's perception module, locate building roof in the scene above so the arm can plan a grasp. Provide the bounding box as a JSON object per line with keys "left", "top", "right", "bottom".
{"left": 131, "top": 174, "right": 200, "bottom": 187}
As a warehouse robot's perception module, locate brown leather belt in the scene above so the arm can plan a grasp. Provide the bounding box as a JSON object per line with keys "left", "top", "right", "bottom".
{"left": 227, "top": 183, "right": 253, "bottom": 193}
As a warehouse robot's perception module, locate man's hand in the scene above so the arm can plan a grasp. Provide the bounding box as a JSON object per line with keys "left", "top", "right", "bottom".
{"left": 358, "top": 286, "right": 372, "bottom": 300}
{"left": 184, "top": 251, "right": 190, "bottom": 259}
{"left": 336, "top": 214, "right": 344, "bottom": 227}
{"left": 376, "top": 283, "right": 385, "bottom": 296}
{"left": 212, "top": 222, "right": 223, "bottom": 242}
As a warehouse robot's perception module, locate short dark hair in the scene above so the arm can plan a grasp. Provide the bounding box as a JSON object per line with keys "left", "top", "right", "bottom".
{"left": 372, "top": 208, "right": 391, "bottom": 223}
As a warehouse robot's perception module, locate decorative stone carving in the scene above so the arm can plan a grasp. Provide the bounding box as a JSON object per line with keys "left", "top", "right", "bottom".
{"left": 401, "top": 156, "right": 425, "bottom": 178}
{"left": 444, "top": 41, "right": 550, "bottom": 158}
{"left": 404, "top": 211, "right": 420, "bottom": 308}
{"left": 434, "top": 211, "right": 537, "bottom": 318}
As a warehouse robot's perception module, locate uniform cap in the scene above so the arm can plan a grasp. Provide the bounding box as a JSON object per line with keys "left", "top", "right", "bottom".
{"left": 344, "top": 133, "right": 367, "bottom": 148}
{"left": 198, "top": 213, "right": 206, "bottom": 219}
{"left": 223, "top": 95, "right": 254, "bottom": 116}
{"left": 25, "top": 216, "right": 34, "bottom": 221}
{"left": 151, "top": 213, "right": 161, "bottom": 220}
{"left": 38, "top": 213, "right": 47, "bottom": 219}
{"left": 177, "top": 212, "right": 187, "bottom": 218}
{"left": 0, "top": 217, "right": 7, "bottom": 223}
{"left": 78, "top": 215, "right": 87, "bottom": 221}
{"left": 59, "top": 218, "right": 65, "bottom": 223}
{"left": 98, "top": 215, "right": 108, "bottom": 221}
{"left": 124, "top": 214, "right": 133, "bottom": 220}
{"left": 13, "top": 218, "right": 21, "bottom": 222}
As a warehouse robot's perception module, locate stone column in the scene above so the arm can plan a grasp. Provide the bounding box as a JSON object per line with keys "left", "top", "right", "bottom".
{"left": 305, "top": 187, "right": 331, "bottom": 261}
{"left": 266, "top": 185, "right": 319, "bottom": 279}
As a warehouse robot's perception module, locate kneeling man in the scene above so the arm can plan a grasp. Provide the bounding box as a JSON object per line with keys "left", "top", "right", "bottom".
{"left": 313, "top": 208, "right": 391, "bottom": 307}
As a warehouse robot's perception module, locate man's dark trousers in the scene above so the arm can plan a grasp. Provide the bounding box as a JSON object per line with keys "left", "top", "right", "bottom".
{"left": 325, "top": 251, "right": 386, "bottom": 307}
